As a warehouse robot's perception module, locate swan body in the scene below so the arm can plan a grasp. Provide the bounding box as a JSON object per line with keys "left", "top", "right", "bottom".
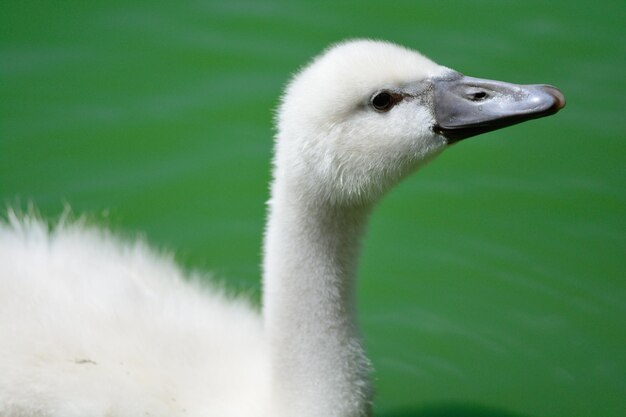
{"left": 0, "top": 40, "right": 564, "bottom": 417}
{"left": 0, "top": 217, "right": 268, "bottom": 416}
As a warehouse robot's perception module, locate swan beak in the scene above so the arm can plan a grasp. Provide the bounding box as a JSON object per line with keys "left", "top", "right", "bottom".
{"left": 432, "top": 72, "right": 566, "bottom": 144}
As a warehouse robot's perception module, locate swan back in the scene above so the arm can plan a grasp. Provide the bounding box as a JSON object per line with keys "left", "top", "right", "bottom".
{"left": 0, "top": 214, "right": 268, "bottom": 417}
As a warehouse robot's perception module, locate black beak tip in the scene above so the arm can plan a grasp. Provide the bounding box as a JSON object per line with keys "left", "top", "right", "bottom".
{"left": 542, "top": 85, "right": 566, "bottom": 113}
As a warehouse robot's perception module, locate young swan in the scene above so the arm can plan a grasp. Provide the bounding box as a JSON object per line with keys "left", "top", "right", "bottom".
{"left": 0, "top": 40, "right": 564, "bottom": 417}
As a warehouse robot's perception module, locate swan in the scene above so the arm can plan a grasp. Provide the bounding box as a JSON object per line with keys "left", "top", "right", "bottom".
{"left": 0, "top": 39, "right": 565, "bottom": 417}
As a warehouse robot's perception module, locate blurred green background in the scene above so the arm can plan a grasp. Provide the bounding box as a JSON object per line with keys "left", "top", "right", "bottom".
{"left": 1, "top": 1, "right": 624, "bottom": 416}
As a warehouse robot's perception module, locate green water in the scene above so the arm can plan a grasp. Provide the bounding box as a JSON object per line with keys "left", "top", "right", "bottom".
{"left": 1, "top": 1, "right": 624, "bottom": 416}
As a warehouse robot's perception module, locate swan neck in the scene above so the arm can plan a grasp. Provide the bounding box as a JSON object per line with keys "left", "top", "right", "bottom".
{"left": 262, "top": 178, "right": 373, "bottom": 416}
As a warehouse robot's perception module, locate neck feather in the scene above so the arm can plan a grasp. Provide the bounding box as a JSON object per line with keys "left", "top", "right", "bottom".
{"left": 262, "top": 176, "right": 373, "bottom": 417}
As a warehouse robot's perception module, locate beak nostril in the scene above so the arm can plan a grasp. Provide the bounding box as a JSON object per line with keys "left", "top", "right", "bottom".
{"left": 470, "top": 91, "right": 488, "bottom": 101}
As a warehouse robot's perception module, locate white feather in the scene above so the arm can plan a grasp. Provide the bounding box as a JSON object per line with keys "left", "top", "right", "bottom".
{"left": 1, "top": 40, "right": 452, "bottom": 417}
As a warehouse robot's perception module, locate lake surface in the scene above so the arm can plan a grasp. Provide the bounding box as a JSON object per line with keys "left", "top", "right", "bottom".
{"left": 1, "top": 1, "right": 624, "bottom": 416}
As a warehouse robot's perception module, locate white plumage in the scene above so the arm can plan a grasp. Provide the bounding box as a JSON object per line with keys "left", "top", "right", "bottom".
{"left": 1, "top": 215, "right": 267, "bottom": 416}
{"left": 0, "top": 40, "right": 564, "bottom": 417}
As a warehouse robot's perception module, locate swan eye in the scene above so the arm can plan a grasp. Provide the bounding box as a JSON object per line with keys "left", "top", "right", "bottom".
{"left": 371, "top": 91, "right": 395, "bottom": 112}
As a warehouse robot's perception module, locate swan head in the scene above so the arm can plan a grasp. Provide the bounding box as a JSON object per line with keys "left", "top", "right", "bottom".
{"left": 274, "top": 39, "right": 565, "bottom": 206}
